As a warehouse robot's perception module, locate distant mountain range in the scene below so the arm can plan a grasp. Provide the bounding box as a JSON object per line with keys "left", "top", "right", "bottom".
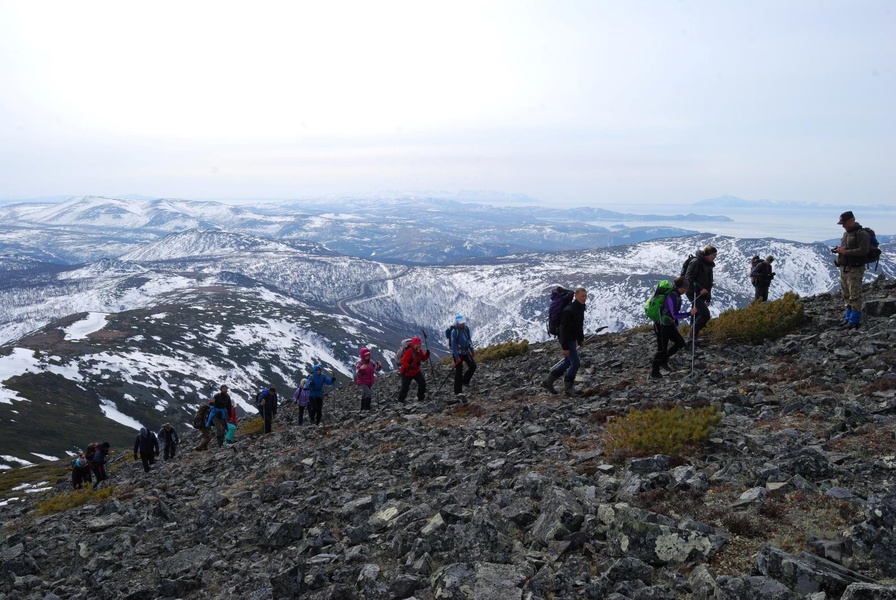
{"left": 1, "top": 195, "right": 894, "bottom": 466}
{"left": 693, "top": 194, "right": 893, "bottom": 211}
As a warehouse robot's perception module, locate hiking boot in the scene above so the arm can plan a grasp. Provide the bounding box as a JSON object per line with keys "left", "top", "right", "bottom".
{"left": 846, "top": 321, "right": 862, "bottom": 330}
{"left": 649, "top": 366, "right": 663, "bottom": 380}
{"left": 659, "top": 361, "right": 673, "bottom": 373}
{"left": 541, "top": 374, "right": 560, "bottom": 395}
{"left": 563, "top": 379, "right": 577, "bottom": 396}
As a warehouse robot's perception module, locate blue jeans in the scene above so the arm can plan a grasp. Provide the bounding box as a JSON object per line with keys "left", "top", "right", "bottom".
{"left": 550, "top": 346, "right": 580, "bottom": 381}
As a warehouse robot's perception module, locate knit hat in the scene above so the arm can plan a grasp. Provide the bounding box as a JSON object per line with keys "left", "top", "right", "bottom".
{"left": 410, "top": 336, "right": 422, "bottom": 348}
{"left": 703, "top": 245, "right": 718, "bottom": 256}
{"left": 455, "top": 314, "right": 465, "bottom": 325}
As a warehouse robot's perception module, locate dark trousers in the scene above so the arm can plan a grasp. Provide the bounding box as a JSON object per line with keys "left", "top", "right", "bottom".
{"left": 163, "top": 443, "right": 176, "bottom": 460}
{"left": 652, "top": 323, "right": 686, "bottom": 367}
{"left": 72, "top": 467, "right": 91, "bottom": 489}
{"left": 398, "top": 373, "right": 426, "bottom": 402}
{"left": 139, "top": 453, "right": 155, "bottom": 473}
{"left": 308, "top": 397, "right": 324, "bottom": 425}
{"left": 693, "top": 296, "right": 711, "bottom": 337}
{"left": 91, "top": 465, "right": 107, "bottom": 488}
{"left": 754, "top": 283, "right": 769, "bottom": 302}
{"left": 454, "top": 354, "right": 477, "bottom": 394}
{"left": 212, "top": 416, "right": 227, "bottom": 446}
{"left": 297, "top": 405, "right": 306, "bottom": 425}
{"left": 263, "top": 410, "right": 275, "bottom": 434}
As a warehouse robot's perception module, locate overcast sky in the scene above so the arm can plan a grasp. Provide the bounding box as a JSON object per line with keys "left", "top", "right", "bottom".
{"left": 1, "top": 1, "right": 893, "bottom": 207}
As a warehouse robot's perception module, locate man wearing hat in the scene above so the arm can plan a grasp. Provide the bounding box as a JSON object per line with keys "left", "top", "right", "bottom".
{"left": 449, "top": 315, "right": 476, "bottom": 396}
{"left": 683, "top": 245, "right": 718, "bottom": 342}
{"left": 750, "top": 255, "right": 775, "bottom": 302}
{"left": 834, "top": 210, "right": 870, "bottom": 329}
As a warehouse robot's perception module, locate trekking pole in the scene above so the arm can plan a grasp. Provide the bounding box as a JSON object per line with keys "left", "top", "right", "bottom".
{"left": 435, "top": 365, "right": 455, "bottom": 394}
{"left": 420, "top": 328, "right": 438, "bottom": 383}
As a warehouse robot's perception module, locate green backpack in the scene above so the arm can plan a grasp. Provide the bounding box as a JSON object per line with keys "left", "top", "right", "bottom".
{"left": 644, "top": 280, "right": 676, "bottom": 324}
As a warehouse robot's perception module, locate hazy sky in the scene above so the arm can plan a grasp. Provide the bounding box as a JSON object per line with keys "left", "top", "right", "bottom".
{"left": 1, "top": 1, "right": 894, "bottom": 207}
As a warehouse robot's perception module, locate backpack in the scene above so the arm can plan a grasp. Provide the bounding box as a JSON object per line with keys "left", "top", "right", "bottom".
{"left": 192, "top": 403, "right": 210, "bottom": 429}
{"left": 750, "top": 255, "right": 762, "bottom": 285}
{"left": 85, "top": 442, "right": 98, "bottom": 462}
{"left": 644, "top": 280, "right": 676, "bottom": 324}
{"left": 445, "top": 325, "right": 457, "bottom": 343}
{"left": 680, "top": 255, "right": 696, "bottom": 277}
{"left": 254, "top": 389, "right": 267, "bottom": 408}
{"left": 861, "top": 227, "right": 881, "bottom": 270}
{"left": 547, "top": 287, "right": 574, "bottom": 336}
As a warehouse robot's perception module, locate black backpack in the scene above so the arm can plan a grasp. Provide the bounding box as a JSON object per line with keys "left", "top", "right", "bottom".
{"left": 680, "top": 254, "right": 696, "bottom": 277}
{"left": 547, "top": 287, "right": 574, "bottom": 336}
{"left": 445, "top": 324, "right": 457, "bottom": 343}
{"left": 862, "top": 227, "right": 882, "bottom": 270}
{"left": 750, "top": 256, "right": 762, "bottom": 285}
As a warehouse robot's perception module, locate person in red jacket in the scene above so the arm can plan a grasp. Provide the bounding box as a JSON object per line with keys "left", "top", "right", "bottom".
{"left": 397, "top": 336, "right": 430, "bottom": 403}
{"left": 355, "top": 347, "right": 382, "bottom": 411}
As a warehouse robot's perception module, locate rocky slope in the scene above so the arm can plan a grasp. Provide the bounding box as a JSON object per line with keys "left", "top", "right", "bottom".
{"left": 1, "top": 279, "right": 895, "bottom": 599}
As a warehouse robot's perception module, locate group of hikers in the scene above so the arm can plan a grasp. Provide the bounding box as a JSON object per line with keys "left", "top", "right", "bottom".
{"left": 72, "top": 210, "right": 877, "bottom": 484}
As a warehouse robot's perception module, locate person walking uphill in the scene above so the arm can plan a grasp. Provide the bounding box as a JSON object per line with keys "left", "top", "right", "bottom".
{"left": 305, "top": 365, "right": 334, "bottom": 425}
{"left": 206, "top": 385, "right": 233, "bottom": 447}
{"left": 133, "top": 427, "right": 159, "bottom": 473}
{"left": 834, "top": 211, "right": 871, "bottom": 329}
{"left": 750, "top": 256, "right": 775, "bottom": 302}
{"left": 684, "top": 245, "right": 717, "bottom": 344}
{"left": 355, "top": 347, "right": 382, "bottom": 411}
{"left": 650, "top": 277, "right": 698, "bottom": 380}
{"left": 258, "top": 386, "right": 278, "bottom": 434}
{"left": 542, "top": 287, "right": 587, "bottom": 396}
{"left": 397, "top": 336, "right": 430, "bottom": 403}
{"left": 450, "top": 315, "right": 477, "bottom": 396}
{"left": 157, "top": 423, "right": 179, "bottom": 460}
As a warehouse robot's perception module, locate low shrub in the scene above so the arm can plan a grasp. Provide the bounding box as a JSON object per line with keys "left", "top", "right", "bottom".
{"left": 36, "top": 486, "right": 115, "bottom": 515}
{"left": 440, "top": 340, "right": 528, "bottom": 366}
{"left": 603, "top": 405, "right": 721, "bottom": 460}
{"left": 705, "top": 292, "right": 805, "bottom": 345}
{"left": 239, "top": 417, "right": 264, "bottom": 437}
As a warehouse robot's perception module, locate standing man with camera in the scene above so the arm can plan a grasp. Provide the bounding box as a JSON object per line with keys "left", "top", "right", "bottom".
{"left": 833, "top": 210, "right": 870, "bottom": 329}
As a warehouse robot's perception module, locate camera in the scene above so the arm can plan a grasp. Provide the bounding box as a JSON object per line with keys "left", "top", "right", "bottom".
{"left": 830, "top": 247, "right": 838, "bottom": 253}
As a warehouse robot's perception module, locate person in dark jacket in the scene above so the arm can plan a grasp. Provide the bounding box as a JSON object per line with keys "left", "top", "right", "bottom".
{"left": 305, "top": 365, "right": 334, "bottom": 425}
{"left": 90, "top": 442, "right": 111, "bottom": 489}
{"left": 133, "top": 427, "right": 159, "bottom": 473}
{"left": 259, "top": 386, "right": 278, "bottom": 434}
{"left": 834, "top": 211, "right": 871, "bottom": 329}
{"left": 684, "top": 245, "right": 717, "bottom": 343}
{"left": 750, "top": 256, "right": 775, "bottom": 302}
{"left": 542, "top": 287, "right": 587, "bottom": 396}
{"left": 450, "top": 315, "right": 477, "bottom": 396}
{"left": 206, "top": 385, "right": 233, "bottom": 447}
{"left": 157, "top": 423, "right": 179, "bottom": 460}
{"left": 650, "top": 277, "right": 698, "bottom": 380}
{"left": 397, "top": 337, "right": 430, "bottom": 403}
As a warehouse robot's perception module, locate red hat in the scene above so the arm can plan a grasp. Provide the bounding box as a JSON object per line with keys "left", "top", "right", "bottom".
{"left": 359, "top": 347, "right": 370, "bottom": 357}
{"left": 410, "top": 336, "right": 422, "bottom": 347}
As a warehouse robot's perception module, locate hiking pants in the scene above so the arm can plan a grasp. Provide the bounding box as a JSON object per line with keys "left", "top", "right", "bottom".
{"left": 840, "top": 266, "right": 864, "bottom": 310}
{"left": 196, "top": 428, "right": 211, "bottom": 451}
{"left": 91, "top": 464, "right": 107, "bottom": 488}
{"left": 139, "top": 452, "right": 155, "bottom": 473}
{"left": 550, "top": 346, "right": 580, "bottom": 381}
{"left": 754, "top": 283, "right": 770, "bottom": 302}
{"left": 263, "top": 409, "right": 275, "bottom": 434}
{"left": 211, "top": 415, "right": 227, "bottom": 446}
{"left": 308, "top": 396, "right": 324, "bottom": 425}
{"left": 652, "top": 323, "right": 685, "bottom": 367}
{"left": 297, "top": 405, "right": 306, "bottom": 425}
{"left": 454, "top": 354, "right": 477, "bottom": 394}
{"left": 693, "top": 296, "right": 711, "bottom": 337}
{"left": 397, "top": 373, "right": 426, "bottom": 403}
{"left": 359, "top": 384, "right": 373, "bottom": 410}
{"left": 225, "top": 423, "right": 237, "bottom": 443}
{"left": 163, "top": 442, "right": 176, "bottom": 460}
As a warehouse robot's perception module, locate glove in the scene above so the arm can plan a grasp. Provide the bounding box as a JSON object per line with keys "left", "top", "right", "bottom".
{"left": 455, "top": 358, "right": 462, "bottom": 365}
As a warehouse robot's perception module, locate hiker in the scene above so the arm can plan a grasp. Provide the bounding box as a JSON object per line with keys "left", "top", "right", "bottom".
{"left": 71, "top": 455, "right": 92, "bottom": 490}
{"left": 224, "top": 405, "right": 238, "bottom": 446}
{"left": 834, "top": 210, "right": 871, "bottom": 329}
{"left": 258, "top": 386, "right": 279, "bottom": 434}
{"left": 542, "top": 287, "right": 587, "bottom": 396}
{"left": 193, "top": 402, "right": 212, "bottom": 451}
{"left": 397, "top": 336, "right": 430, "bottom": 403}
{"left": 305, "top": 365, "right": 334, "bottom": 425}
{"left": 355, "top": 347, "right": 382, "bottom": 411}
{"left": 293, "top": 378, "right": 309, "bottom": 425}
{"left": 133, "top": 427, "right": 160, "bottom": 473}
{"left": 683, "top": 245, "right": 717, "bottom": 344}
{"left": 89, "top": 442, "right": 111, "bottom": 488}
{"left": 750, "top": 256, "right": 775, "bottom": 302}
{"left": 157, "top": 423, "right": 179, "bottom": 460}
{"left": 449, "top": 315, "right": 477, "bottom": 395}
{"left": 649, "top": 277, "right": 698, "bottom": 380}
{"left": 207, "top": 385, "right": 233, "bottom": 447}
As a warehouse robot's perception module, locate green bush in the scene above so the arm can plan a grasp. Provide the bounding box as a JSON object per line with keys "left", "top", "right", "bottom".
{"left": 475, "top": 339, "right": 529, "bottom": 362}
{"left": 36, "top": 486, "right": 115, "bottom": 515}
{"left": 705, "top": 291, "right": 805, "bottom": 345}
{"left": 604, "top": 405, "right": 721, "bottom": 459}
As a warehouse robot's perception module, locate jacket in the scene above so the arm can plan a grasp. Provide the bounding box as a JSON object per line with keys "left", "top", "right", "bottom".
{"left": 355, "top": 358, "right": 381, "bottom": 387}
{"left": 684, "top": 250, "right": 715, "bottom": 301}
{"left": 212, "top": 392, "right": 233, "bottom": 410}
{"left": 259, "top": 389, "right": 278, "bottom": 415}
{"left": 750, "top": 262, "right": 774, "bottom": 284}
{"left": 399, "top": 347, "right": 430, "bottom": 378}
{"left": 660, "top": 292, "right": 691, "bottom": 326}
{"left": 157, "top": 426, "right": 179, "bottom": 447}
{"left": 837, "top": 223, "right": 871, "bottom": 269}
{"left": 450, "top": 325, "right": 474, "bottom": 360}
{"left": 305, "top": 369, "right": 334, "bottom": 398}
{"left": 134, "top": 429, "right": 159, "bottom": 458}
{"left": 558, "top": 300, "right": 586, "bottom": 351}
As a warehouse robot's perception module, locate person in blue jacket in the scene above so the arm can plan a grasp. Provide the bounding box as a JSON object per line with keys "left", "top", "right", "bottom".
{"left": 449, "top": 315, "right": 476, "bottom": 395}
{"left": 258, "top": 386, "right": 278, "bottom": 434}
{"left": 305, "top": 365, "right": 334, "bottom": 425}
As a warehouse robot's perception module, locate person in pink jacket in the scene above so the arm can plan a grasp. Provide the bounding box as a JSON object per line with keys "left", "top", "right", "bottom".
{"left": 355, "top": 347, "right": 382, "bottom": 411}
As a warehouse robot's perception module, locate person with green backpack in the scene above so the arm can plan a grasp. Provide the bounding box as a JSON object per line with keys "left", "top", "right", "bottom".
{"left": 645, "top": 276, "right": 697, "bottom": 380}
